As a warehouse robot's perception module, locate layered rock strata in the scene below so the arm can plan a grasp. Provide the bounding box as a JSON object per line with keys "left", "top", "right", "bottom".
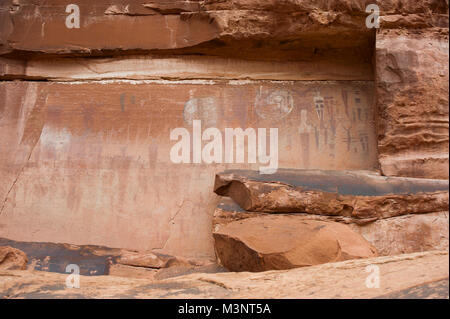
{"left": 376, "top": 0, "right": 449, "bottom": 179}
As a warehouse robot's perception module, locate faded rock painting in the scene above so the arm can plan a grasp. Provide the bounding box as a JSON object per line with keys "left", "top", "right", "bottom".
{"left": 183, "top": 96, "right": 220, "bottom": 128}
{"left": 255, "top": 88, "right": 294, "bottom": 120}
{"left": 251, "top": 83, "right": 376, "bottom": 169}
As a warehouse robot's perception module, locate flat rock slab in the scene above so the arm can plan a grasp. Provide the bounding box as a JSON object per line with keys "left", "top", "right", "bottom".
{"left": 215, "top": 169, "right": 449, "bottom": 197}
{"left": 1, "top": 251, "right": 448, "bottom": 299}
{"left": 214, "top": 169, "right": 449, "bottom": 219}
{"left": 213, "top": 215, "right": 377, "bottom": 272}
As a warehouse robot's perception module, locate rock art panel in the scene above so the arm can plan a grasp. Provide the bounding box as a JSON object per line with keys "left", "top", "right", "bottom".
{"left": 255, "top": 89, "right": 294, "bottom": 120}
{"left": 0, "top": 81, "right": 377, "bottom": 258}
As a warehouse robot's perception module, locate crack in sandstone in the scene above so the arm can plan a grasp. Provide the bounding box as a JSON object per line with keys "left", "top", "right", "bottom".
{"left": 197, "top": 277, "right": 231, "bottom": 290}
{"left": 0, "top": 135, "right": 41, "bottom": 216}
{"left": 151, "top": 200, "right": 191, "bottom": 251}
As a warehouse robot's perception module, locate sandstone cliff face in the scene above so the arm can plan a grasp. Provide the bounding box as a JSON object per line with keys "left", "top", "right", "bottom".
{"left": 0, "top": 0, "right": 448, "bottom": 265}
{"left": 0, "top": 80, "right": 377, "bottom": 257}
{"left": 376, "top": 2, "right": 449, "bottom": 179}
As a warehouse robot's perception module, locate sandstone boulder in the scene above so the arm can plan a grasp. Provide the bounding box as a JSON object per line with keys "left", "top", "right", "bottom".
{"left": 213, "top": 215, "right": 377, "bottom": 272}
{"left": 213, "top": 199, "right": 449, "bottom": 256}
{"left": 214, "top": 169, "right": 449, "bottom": 219}
{"left": 0, "top": 246, "right": 28, "bottom": 270}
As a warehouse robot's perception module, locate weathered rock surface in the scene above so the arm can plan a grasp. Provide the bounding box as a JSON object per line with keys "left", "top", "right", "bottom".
{"left": 213, "top": 215, "right": 377, "bottom": 272}
{"left": 214, "top": 169, "right": 449, "bottom": 219}
{"left": 0, "top": 246, "right": 28, "bottom": 270}
{"left": 1, "top": 251, "right": 448, "bottom": 299}
{"left": 376, "top": 2, "right": 449, "bottom": 179}
{"left": 348, "top": 211, "right": 449, "bottom": 256}
{"left": 213, "top": 199, "right": 449, "bottom": 256}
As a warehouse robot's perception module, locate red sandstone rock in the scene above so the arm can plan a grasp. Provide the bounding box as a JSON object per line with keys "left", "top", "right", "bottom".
{"left": 213, "top": 215, "right": 378, "bottom": 272}
{"left": 348, "top": 211, "right": 449, "bottom": 256}
{"left": 376, "top": 28, "right": 449, "bottom": 179}
{"left": 375, "top": 0, "right": 449, "bottom": 179}
{"left": 0, "top": 246, "right": 28, "bottom": 270}
{"left": 214, "top": 169, "right": 449, "bottom": 219}
{"left": 0, "top": 0, "right": 374, "bottom": 59}
{"left": 0, "top": 0, "right": 448, "bottom": 265}
{"left": 212, "top": 199, "right": 449, "bottom": 256}
{"left": 212, "top": 198, "right": 272, "bottom": 229}
{"left": 0, "top": 0, "right": 219, "bottom": 55}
